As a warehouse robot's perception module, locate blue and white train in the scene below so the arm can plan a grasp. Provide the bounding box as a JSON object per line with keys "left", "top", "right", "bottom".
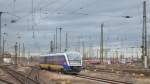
{"left": 38, "top": 52, "right": 82, "bottom": 73}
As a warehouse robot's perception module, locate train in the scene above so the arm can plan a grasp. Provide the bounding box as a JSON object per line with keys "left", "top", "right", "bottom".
{"left": 38, "top": 51, "right": 83, "bottom": 73}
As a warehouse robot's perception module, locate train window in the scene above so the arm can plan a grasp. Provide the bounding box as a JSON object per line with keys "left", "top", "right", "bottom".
{"left": 47, "top": 55, "right": 66, "bottom": 65}
{"left": 45, "top": 56, "right": 47, "bottom": 63}
{"left": 67, "top": 53, "right": 81, "bottom": 64}
{"left": 39, "top": 56, "right": 47, "bottom": 64}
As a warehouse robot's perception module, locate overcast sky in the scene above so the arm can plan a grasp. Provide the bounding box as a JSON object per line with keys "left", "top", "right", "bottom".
{"left": 0, "top": 0, "right": 150, "bottom": 54}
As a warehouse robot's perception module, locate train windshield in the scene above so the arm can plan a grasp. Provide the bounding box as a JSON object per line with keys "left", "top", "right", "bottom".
{"left": 67, "top": 53, "right": 82, "bottom": 65}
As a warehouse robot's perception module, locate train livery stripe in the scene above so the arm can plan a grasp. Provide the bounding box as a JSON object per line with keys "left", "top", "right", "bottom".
{"left": 40, "top": 64, "right": 63, "bottom": 71}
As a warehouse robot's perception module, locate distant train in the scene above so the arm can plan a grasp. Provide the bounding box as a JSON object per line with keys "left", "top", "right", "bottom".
{"left": 38, "top": 52, "right": 82, "bottom": 73}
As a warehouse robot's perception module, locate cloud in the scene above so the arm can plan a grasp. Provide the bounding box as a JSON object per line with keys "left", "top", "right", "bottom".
{"left": 0, "top": 0, "right": 150, "bottom": 54}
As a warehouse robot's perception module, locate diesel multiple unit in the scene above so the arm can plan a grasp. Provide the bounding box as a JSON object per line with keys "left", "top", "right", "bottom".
{"left": 38, "top": 52, "right": 82, "bottom": 73}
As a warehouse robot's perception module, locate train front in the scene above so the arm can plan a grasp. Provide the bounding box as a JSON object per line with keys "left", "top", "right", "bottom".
{"left": 65, "top": 52, "right": 82, "bottom": 73}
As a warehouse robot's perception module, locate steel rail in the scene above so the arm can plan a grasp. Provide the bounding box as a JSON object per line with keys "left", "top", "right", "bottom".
{"left": 0, "top": 79, "right": 14, "bottom": 84}
{"left": 1, "top": 66, "right": 40, "bottom": 84}
{"left": 76, "top": 74, "right": 133, "bottom": 84}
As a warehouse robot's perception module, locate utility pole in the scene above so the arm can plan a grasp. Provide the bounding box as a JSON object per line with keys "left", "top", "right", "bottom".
{"left": 22, "top": 43, "right": 25, "bottom": 57}
{"left": 148, "top": 36, "right": 150, "bottom": 59}
{"left": 2, "top": 32, "right": 7, "bottom": 63}
{"left": 31, "top": 0, "right": 35, "bottom": 39}
{"left": 142, "top": 1, "right": 148, "bottom": 68}
{"left": 22, "top": 43, "right": 25, "bottom": 63}
{"left": 97, "top": 49, "right": 99, "bottom": 59}
{"left": 14, "top": 42, "right": 18, "bottom": 66}
{"left": 65, "top": 32, "right": 68, "bottom": 51}
{"left": 0, "top": 12, "right": 2, "bottom": 63}
{"left": 105, "top": 49, "right": 109, "bottom": 60}
{"left": 100, "top": 24, "right": 104, "bottom": 63}
{"left": 58, "top": 27, "right": 62, "bottom": 52}
{"left": 82, "top": 41, "right": 85, "bottom": 59}
{"left": 53, "top": 34, "right": 56, "bottom": 52}
{"left": 55, "top": 28, "right": 58, "bottom": 52}
{"left": 50, "top": 40, "right": 54, "bottom": 53}
{"left": 28, "top": 49, "right": 30, "bottom": 64}
{"left": 18, "top": 43, "right": 20, "bottom": 59}
{"left": 116, "top": 50, "right": 118, "bottom": 63}
{"left": 16, "top": 33, "right": 21, "bottom": 63}
{"left": 2, "top": 36, "right": 5, "bottom": 63}
{"left": 18, "top": 36, "right": 21, "bottom": 63}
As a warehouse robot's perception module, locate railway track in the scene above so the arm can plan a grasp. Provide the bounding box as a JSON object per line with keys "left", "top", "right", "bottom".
{"left": 0, "top": 66, "right": 40, "bottom": 84}
{"left": 87, "top": 69, "right": 127, "bottom": 78}
{"left": 0, "top": 79, "right": 14, "bottom": 84}
{"left": 76, "top": 74, "right": 133, "bottom": 84}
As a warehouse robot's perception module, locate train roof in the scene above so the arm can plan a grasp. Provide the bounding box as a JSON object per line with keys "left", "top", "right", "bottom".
{"left": 40, "top": 53, "right": 65, "bottom": 57}
{"left": 40, "top": 51, "right": 81, "bottom": 57}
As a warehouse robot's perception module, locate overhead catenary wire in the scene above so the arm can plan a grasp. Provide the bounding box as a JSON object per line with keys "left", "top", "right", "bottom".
{"left": 37, "top": 0, "right": 59, "bottom": 10}
{"left": 31, "top": 0, "right": 41, "bottom": 54}
{"left": 42, "top": 0, "right": 74, "bottom": 18}
{"left": 3, "top": 0, "right": 142, "bottom": 26}
{"left": 43, "top": 0, "right": 98, "bottom": 17}
{"left": 12, "top": 0, "right": 60, "bottom": 21}
{"left": 1, "top": 0, "right": 145, "bottom": 57}
{"left": 31, "top": 0, "right": 35, "bottom": 39}
{"left": 13, "top": 0, "right": 16, "bottom": 13}
{"left": 68, "top": 0, "right": 98, "bottom": 15}
{"left": 0, "top": 0, "right": 60, "bottom": 27}
{"left": 3, "top": 0, "right": 102, "bottom": 26}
